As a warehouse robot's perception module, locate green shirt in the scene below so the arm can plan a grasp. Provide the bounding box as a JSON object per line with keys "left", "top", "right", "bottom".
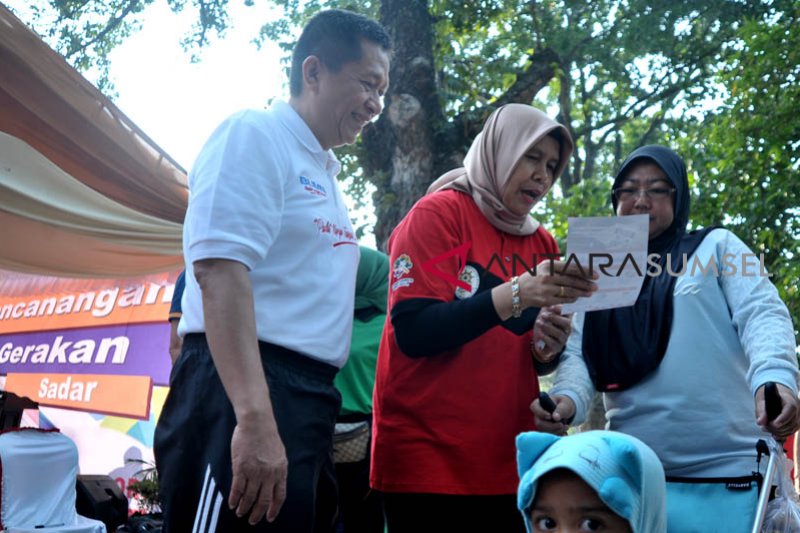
{"left": 335, "top": 246, "right": 389, "bottom": 417}
{"left": 335, "top": 311, "right": 385, "bottom": 416}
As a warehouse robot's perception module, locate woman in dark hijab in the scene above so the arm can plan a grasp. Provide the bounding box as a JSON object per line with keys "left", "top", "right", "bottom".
{"left": 535, "top": 145, "right": 799, "bottom": 532}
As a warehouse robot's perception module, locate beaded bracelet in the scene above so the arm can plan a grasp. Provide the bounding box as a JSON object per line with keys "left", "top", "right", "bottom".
{"left": 510, "top": 276, "right": 521, "bottom": 318}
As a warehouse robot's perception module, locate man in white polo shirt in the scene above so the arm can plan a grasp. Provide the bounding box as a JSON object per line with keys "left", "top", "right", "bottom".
{"left": 154, "top": 10, "right": 391, "bottom": 532}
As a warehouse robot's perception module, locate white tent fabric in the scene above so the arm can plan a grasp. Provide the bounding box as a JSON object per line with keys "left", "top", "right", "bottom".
{"left": 1, "top": 133, "right": 183, "bottom": 252}
{"left": 0, "top": 3, "right": 187, "bottom": 278}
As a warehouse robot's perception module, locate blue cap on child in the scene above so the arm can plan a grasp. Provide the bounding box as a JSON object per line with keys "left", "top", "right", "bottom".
{"left": 516, "top": 430, "right": 667, "bottom": 533}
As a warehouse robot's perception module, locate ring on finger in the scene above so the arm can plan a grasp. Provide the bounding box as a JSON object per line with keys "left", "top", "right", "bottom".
{"left": 559, "top": 285, "right": 565, "bottom": 298}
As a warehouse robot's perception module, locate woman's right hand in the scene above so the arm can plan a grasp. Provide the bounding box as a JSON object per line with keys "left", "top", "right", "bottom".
{"left": 518, "top": 259, "right": 597, "bottom": 309}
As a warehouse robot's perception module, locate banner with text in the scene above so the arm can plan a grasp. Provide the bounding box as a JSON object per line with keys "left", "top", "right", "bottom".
{"left": 0, "top": 270, "right": 179, "bottom": 418}
{"left": 5, "top": 372, "right": 153, "bottom": 419}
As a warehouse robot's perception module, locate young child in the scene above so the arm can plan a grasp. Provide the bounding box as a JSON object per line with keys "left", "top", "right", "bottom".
{"left": 517, "top": 430, "right": 667, "bottom": 533}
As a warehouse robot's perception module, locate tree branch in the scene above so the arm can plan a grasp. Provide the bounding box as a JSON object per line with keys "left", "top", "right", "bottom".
{"left": 526, "top": 0, "right": 543, "bottom": 50}
{"left": 65, "top": 0, "right": 141, "bottom": 59}
{"left": 56, "top": 0, "right": 92, "bottom": 24}
{"left": 449, "top": 46, "right": 561, "bottom": 149}
{"left": 566, "top": 3, "right": 631, "bottom": 59}
{"left": 495, "top": 47, "right": 560, "bottom": 108}
{"left": 558, "top": 71, "right": 579, "bottom": 191}
{"left": 635, "top": 104, "right": 671, "bottom": 148}
{"left": 574, "top": 77, "right": 685, "bottom": 139}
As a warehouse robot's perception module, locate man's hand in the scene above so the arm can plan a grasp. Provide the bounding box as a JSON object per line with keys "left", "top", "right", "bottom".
{"left": 194, "top": 259, "right": 287, "bottom": 524}
{"left": 168, "top": 319, "right": 182, "bottom": 365}
{"left": 229, "top": 415, "right": 288, "bottom": 524}
{"left": 755, "top": 382, "right": 800, "bottom": 440}
{"left": 531, "top": 394, "right": 575, "bottom": 436}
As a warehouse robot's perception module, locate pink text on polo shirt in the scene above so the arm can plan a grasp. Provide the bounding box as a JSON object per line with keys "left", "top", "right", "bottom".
{"left": 313, "top": 218, "right": 357, "bottom": 247}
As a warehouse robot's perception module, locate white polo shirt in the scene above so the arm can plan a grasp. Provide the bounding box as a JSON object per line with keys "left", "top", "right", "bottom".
{"left": 179, "top": 101, "right": 358, "bottom": 368}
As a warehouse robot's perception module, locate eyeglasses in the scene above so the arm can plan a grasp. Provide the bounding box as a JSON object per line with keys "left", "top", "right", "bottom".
{"left": 612, "top": 187, "right": 675, "bottom": 202}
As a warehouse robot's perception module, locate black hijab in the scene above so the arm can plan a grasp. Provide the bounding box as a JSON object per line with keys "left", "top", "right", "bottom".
{"left": 581, "top": 145, "right": 717, "bottom": 392}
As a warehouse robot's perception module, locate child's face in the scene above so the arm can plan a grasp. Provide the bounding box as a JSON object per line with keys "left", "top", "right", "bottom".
{"left": 530, "top": 470, "right": 632, "bottom": 533}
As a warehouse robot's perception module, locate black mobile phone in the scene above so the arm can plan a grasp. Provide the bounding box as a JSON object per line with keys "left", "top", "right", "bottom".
{"left": 539, "top": 391, "right": 557, "bottom": 414}
{"left": 765, "top": 381, "right": 782, "bottom": 422}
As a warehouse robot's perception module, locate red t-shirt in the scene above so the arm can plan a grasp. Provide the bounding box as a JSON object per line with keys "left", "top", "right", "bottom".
{"left": 371, "top": 189, "right": 560, "bottom": 494}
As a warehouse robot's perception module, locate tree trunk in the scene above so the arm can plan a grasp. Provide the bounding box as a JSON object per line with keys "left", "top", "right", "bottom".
{"left": 362, "top": 0, "right": 444, "bottom": 250}
{"left": 363, "top": 1, "right": 561, "bottom": 250}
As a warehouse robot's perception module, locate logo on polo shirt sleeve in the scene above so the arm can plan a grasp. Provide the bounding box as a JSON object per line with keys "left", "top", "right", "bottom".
{"left": 391, "top": 254, "right": 414, "bottom": 291}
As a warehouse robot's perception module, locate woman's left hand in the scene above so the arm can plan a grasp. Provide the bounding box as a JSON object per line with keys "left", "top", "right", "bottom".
{"left": 531, "top": 305, "right": 572, "bottom": 363}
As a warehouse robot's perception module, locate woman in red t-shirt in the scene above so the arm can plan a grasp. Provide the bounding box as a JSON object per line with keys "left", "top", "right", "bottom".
{"left": 371, "top": 104, "right": 597, "bottom": 532}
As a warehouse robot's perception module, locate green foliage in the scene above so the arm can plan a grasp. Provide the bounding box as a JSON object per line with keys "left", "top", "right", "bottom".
{"left": 244, "top": 0, "right": 780, "bottom": 210}
{"left": 677, "top": 3, "right": 800, "bottom": 342}
{"left": 537, "top": 178, "right": 614, "bottom": 249}
{"left": 255, "top": 0, "right": 379, "bottom": 62}
{"left": 16, "top": 0, "right": 149, "bottom": 93}
{"left": 10, "top": 0, "right": 235, "bottom": 92}
{"left": 15, "top": 1, "right": 781, "bottom": 182}
{"left": 126, "top": 458, "right": 161, "bottom": 514}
